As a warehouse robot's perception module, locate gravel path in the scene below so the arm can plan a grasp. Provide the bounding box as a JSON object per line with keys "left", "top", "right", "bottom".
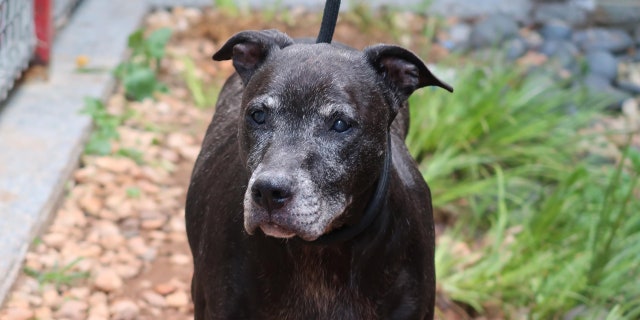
{"left": 0, "top": 92, "right": 210, "bottom": 319}
{"left": 0, "top": 8, "right": 222, "bottom": 318}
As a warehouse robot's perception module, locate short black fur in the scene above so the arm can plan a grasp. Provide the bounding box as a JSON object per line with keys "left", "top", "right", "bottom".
{"left": 186, "top": 29, "right": 452, "bottom": 320}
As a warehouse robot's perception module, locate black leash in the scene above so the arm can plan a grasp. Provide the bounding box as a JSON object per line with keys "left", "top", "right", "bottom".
{"left": 316, "top": 0, "right": 341, "bottom": 43}
{"left": 308, "top": 131, "right": 392, "bottom": 245}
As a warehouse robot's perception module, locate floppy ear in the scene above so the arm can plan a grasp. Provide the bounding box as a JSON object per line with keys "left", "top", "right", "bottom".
{"left": 213, "top": 29, "right": 294, "bottom": 84}
{"left": 364, "top": 44, "right": 453, "bottom": 101}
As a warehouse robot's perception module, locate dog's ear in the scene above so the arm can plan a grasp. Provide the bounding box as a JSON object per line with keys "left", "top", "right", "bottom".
{"left": 213, "top": 30, "right": 294, "bottom": 84}
{"left": 364, "top": 45, "right": 453, "bottom": 102}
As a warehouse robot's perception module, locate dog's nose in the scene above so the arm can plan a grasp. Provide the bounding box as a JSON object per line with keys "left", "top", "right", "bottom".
{"left": 250, "top": 177, "right": 292, "bottom": 212}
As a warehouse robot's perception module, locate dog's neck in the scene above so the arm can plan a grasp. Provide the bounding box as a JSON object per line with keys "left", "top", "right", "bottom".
{"left": 305, "top": 131, "right": 392, "bottom": 246}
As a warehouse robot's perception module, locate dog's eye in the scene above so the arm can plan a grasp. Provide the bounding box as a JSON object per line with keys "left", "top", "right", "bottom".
{"left": 331, "top": 119, "right": 351, "bottom": 133}
{"left": 250, "top": 110, "right": 266, "bottom": 125}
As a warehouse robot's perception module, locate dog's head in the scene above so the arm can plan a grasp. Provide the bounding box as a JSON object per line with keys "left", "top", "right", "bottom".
{"left": 213, "top": 30, "right": 451, "bottom": 241}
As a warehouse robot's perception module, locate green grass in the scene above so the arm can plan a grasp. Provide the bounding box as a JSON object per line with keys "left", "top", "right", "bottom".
{"left": 23, "top": 258, "right": 90, "bottom": 290}
{"left": 407, "top": 61, "right": 640, "bottom": 318}
{"left": 80, "top": 98, "right": 123, "bottom": 155}
{"left": 180, "top": 56, "right": 219, "bottom": 109}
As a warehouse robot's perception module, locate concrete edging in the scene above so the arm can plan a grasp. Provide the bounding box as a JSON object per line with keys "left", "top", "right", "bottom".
{"left": 0, "top": 0, "right": 154, "bottom": 307}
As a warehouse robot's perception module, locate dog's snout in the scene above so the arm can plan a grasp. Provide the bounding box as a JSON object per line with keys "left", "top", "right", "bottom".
{"left": 251, "top": 176, "right": 293, "bottom": 211}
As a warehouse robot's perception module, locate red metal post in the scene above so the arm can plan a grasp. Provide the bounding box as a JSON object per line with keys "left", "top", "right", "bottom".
{"left": 33, "top": 0, "right": 52, "bottom": 64}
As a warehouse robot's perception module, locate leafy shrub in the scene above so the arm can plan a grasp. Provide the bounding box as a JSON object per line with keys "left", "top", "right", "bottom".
{"left": 115, "top": 28, "right": 172, "bottom": 101}
{"left": 407, "top": 62, "right": 640, "bottom": 318}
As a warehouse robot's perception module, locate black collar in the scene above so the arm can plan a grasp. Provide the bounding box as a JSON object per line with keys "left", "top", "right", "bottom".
{"left": 307, "top": 131, "right": 392, "bottom": 246}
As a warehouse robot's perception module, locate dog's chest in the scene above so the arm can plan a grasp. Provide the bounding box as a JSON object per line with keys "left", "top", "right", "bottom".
{"left": 264, "top": 253, "right": 378, "bottom": 320}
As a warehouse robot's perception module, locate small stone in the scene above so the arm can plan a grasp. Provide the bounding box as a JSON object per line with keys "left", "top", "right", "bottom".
{"left": 127, "top": 236, "right": 149, "bottom": 256}
{"left": 114, "top": 263, "right": 141, "bottom": 279}
{"left": 6, "top": 292, "right": 30, "bottom": 309}
{"left": 68, "top": 287, "right": 91, "bottom": 300}
{"left": 55, "top": 300, "right": 88, "bottom": 320}
{"left": 504, "top": 37, "right": 528, "bottom": 60}
{"left": 154, "top": 282, "right": 177, "bottom": 295}
{"left": 74, "top": 166, "right": 97, "bottom": 183}
{"left": 142, "top": 290, "right": 167, "bottom": 307}
{"left": 168, "top": 216, "right": 186, "bottom": 232}
{"left": 182, "top": 7, "right": 203, "bottom": 25}
{"left": 583, "top": 73, "right": 612, "bottom": 88}
{"left": 41, "top": 232, "right": 67, "bottom": 249}
{"left": 540, "top": 40, "right": 580, "bottom": 73}
{"left": 42, "top": 287, "right": 61, "bottom": 306}
{"left": 470, "top": 13, "right": 519, "bottom": 48}
{"left": 1, "top": 308, "right": 34, "bottom": 320}
{"left": 110, "top": 299, "right": 140, "bottom": 320}
{"left": 34, "top": 307, "right": 53, "bottom": 320}
{"left": 146, "top": 10, "right": 173, "bottom": 30}
{"left": 165, "top": 290, "right": 190, "bottom": 308}
{"left": 520, "top": 29, "right": 543, "bottom": 50}
{"left": 170, "top": 253, "right": 191, "bottom": 265}
{"left": 89, "top": 292, "right": 108, "bottom": 307}
{"left": 139, "top": 279, "right": 153, "bottom": 289}
{"left": 586, "top": 50, "right": 618, "bottom": 81}
{"left": 95, "top": 156, "right": 137, "bottom": 174}
{"left": 616, "top": 81, "right": 640, "bottom": 95}
{"left": 594, "top": 3, "right": 640, "bottom": 28}
{"left": 93, "top": 268, "right": 123, "bottom": 292}
{"left": 167, "top": 132, "right": 195, "bottom": 149}
{"left": 141, "top": 216, "right": 167, "bottom": 230}
{"left": 539, "top": 20, "right": 572, "bottom": 41}
{"left": 573, "top": 28, "right": 634, "bottom": 53}
{"left": 534, "top": 2, "right": 589, "bottom": 27}
{"left": 443, "top": 23, "right": 471, "bottom": 51}
{"left": 79, "top": 195, "right": 104, "bottom": 216}
{"left": 178, "top": 145, "right": 200, "bottom": 160}
{"left": 56, "top": 204, "right": 88, "bottom": 228}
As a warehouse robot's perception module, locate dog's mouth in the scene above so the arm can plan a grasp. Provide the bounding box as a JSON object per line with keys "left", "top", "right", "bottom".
{"left": 259, "top": 223, "right": 296, "bottom": 239}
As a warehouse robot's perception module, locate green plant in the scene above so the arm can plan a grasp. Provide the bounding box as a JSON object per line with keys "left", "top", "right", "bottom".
{"left": 214, "top": 0, "right": 241, "bottom": 17}
{"left": 116, "top": 147, "right": 145, "bottom": 164}
{"left": 180, "top": 56, "right": 219, "bottom": 109}
{"left": 80, "top": 97, "right": 123, "bottom": 155}
{"left": 408, "top": 61, "right": 639, "bottom": 318}
{"left": 126, "top": 186, "right": 141, "bottom": 198}
{"left": 115, "top": 28, "right": 172, "bottom": 101}
{"left": 23, "top": 258, "right": 90, "bottom": 290}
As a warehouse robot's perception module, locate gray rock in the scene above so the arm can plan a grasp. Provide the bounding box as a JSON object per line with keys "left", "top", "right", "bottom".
{"left": 616, "top": 81, "right": 640, "bottom": 95}
{"left": 443, "top": 23, "right": 472, "bottom": 51}
{"left": 594, "top": 3, "right": 640, "bottom": 28}
{"left": 470, "top": 13, "right": 519, "bottom": 48}
{"left": 583, "top": 73, "right": 612, "bottom": 88}
{"left": 539, "top": 40, "right": 580, "bottom": 70}
{"left": 543, "top": 40, "right": 581, "bottom": 74}
{"left": 582, "top": 74, "right": 633, "bottom": 111}
{"left": 522, "top": 30, "right": 544, "bottom": 50}
{"left": 585, "top": 50, "right": 618, "bottom": 81}
{"left": 534, "top": 3, "right": 590, "bottom": 27}
{"left": 429, "top": 0, "right": 533, "bottom": 22}
{"left": 504, "top": 37, "right": 528, "bottom": 60}
{"left": 572, "top": 28, "right": 634, "bottom": 53}
{"left": 539, "top": 20, "right": 573, "bottom": 41}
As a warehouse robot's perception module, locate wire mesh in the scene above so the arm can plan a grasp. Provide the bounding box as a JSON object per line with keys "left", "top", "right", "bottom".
{"left": 0, "top": 0, "right": 36, "bottom": 101}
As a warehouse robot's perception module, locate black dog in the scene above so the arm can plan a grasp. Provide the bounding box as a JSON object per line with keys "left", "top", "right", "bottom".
{"left": 186, "top": 29, "right": 452, "bottom": 319}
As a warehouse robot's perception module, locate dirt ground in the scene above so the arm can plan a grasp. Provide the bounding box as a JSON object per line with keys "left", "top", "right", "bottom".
{"left": 0, "top": 6, "right": 473, "bottom": 320}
